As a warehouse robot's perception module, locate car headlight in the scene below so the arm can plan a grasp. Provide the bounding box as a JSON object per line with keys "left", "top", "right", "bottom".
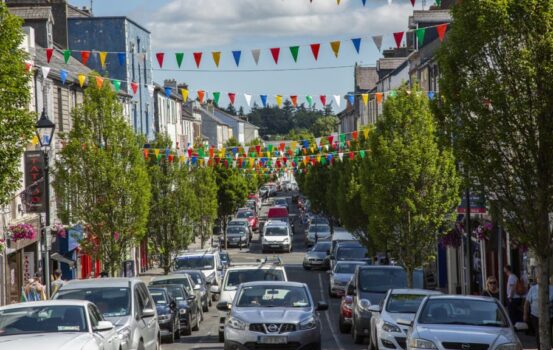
{"left": 179, "top": 308, "right": 187, "bottom": 315}
{"left": 358, "top": 299, "right": 372, "bottom": 312}
{"left": 382, "top": 321, "right": 401, "bottom": 333}
{"left": 283, "top": 238, "right": 289, "bottom": 243}
{"left": 227, "top": 316, "right": 247, "bottom": 330}
{"left": 496, "top": 343, "right": 522, "bottom": 350}
{"left": 408, "top": 338, "right": 437, "bottom": 349}
{"left": 117, "top": 326, "right": 131, "bottom": 342}
{"left": 299, "top": 316, "right": 317, "bottom": 330}
{"left": 158, "top": 314, "right": 171, "bottom": 322}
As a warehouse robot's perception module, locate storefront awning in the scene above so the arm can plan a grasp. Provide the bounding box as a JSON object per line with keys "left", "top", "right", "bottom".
{"left": 50, "top": 252, "right": 75, "bottom": 267}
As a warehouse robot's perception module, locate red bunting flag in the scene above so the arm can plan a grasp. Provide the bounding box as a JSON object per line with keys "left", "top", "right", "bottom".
{"left": 436, "top": 23, "right": 448, "bottom": 42}
{"left": 310, "top": 43, "right": 321, "bottom": 61}
{"left": 290, "top": 95, "right": 298, "bottom": 107}
{"left": 130, "top": 82, "right": 139, "bottom": 95}
{"left": 410, "top": 0, "right": 416, "bottom": 6}
{"left": 143, "top": 149, "right": 149, "bottom": 159}
{"left": 81, "top": 50, "right": 91, "bottom": 65}
{"left": 168, "top": 154, "right": 174, "bottom": 163}
{"left": 228, "top": 93, "right": 236, "bottom": 105}
{"left": 328, "top": 135, "right": 334, "bottom": 145}
{"left": 320, "top": 95, "right": 327, "bottom": 106}
{"left": 255, "top": 145, "right": 261, "bottom": 154}
{"left": 349, "top": 152, "right": 355, "bottom": 160}
{"left": 393, "top": 32, "right": 404, "bottom": 49}
{"left": 352, "top": 130, "right": 358, "bottom": 140}
{"left": 197, "top": 90, "right": 205, "bottom": 103}
{"left": 193, "top": 52, "right": 203, "bottom": 68}
{"left": 25, "top": 62, "right": 33, "bottom": 72}
{"left": 156, "top": 52, "right": 164, "bottom": 68}
{"left": 279, "top": 143, "right": 285, "bottom": 152}
{"left": 270, "top": 48, "right": 280, "bottom": 64}
{"left": 46, "top": 48, "right": 54, "bottom": 63}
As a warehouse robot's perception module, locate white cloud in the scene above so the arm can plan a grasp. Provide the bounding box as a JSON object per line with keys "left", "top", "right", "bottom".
{"left": 146, "top": 0, "right": 414, "bottom": 50}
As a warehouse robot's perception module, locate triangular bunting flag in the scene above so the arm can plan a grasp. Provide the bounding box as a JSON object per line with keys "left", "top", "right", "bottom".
{"left": 60, "top": 69, "right": 68, "bottom": 84}
{"left": 428, "top": 91, "right": 435, "bottom": 100}
{"left": 244, "top": 94, "right": 252, "bottom": 107}
{"left": 181, "top": 88, "right": 189, "bottom": 101}
{"left": 351, "top": 38, "right": 361, "bottom": 53}
{"left": 436, "top": 23, "right": 448, "bottom": 42}
{"left": 164, "top": 86, "right": 172, "bottom": 97}
{"left": 46, "top": 48, "right": 54, "bottom": 63}
{"left": 411, "top": 0, "right": 416, "bottom": 6}
{"left": 41, "top": 66, "right": 50, "bottom": 79}
{"left": 372, "top": 35, "right": 383, "bottom": 52}
{"left": 260, "top": 95, "right": 268, "bottom": 107}
{"left": 310, "top": 43, "right": 321, "bottom": 60}
{"left": 131, "top": 82, "right": 139, "bottom": 95}
{"left": 213, "top": 92, "right": 221, "bottom": 105}
{"left": 78, "top": 74, "right": 86, "bottom": 88}
{"left": 63, "top": 49, "right": 71, "bottom": 64}
{"left": 361, "top": 93, "right": 369, "bottom": 106}
{"left": 270, "top": 48, "right": 280, "bottom": 64}
{"left": 194, "top": 52, "right": 203, "bottom": 68}
{"left": 330, "top": 41, "right": 341, "bottom": 57}
{"left": 290, "top": 95, "right": 298, "bottom": 107}
{"left": 232, "top": 50, "right": 241, "bottom": 66}
{"left": 81, "top": 51, "right": 91, "bottom": 65}
{"left": 306, "top": 95, "right": 313, "bottom": 107}
{"left": 175, "top": 52, "right": 184, "bottom": 68}
{"left": 147, "top": 85, "right": 155, "bottom": 98}
{"left": 251, "top": 49, "right": 261, "bottom": 65}
{"left": 393, "top": 32, "right": 404, "bottom": 48}
{"left": 197, "top": 90, "right": 205, "bottom": 103}
{"left": 276, "top": 95, "right": 283, "bottom": 108}
{"left": 320, "top": 95, "right": 327, "bottom": 106}
{"left": 118, "top": 52, "right": 126, "bottom": 66}
{"left": 156, "top": 52, "right": 164, "bottom": 68}
{"left": 212, "top": 51, "right": 221, "bottom": 67}
{"left": 333, "top": 95, "right": 341, "bottom": 108}
{"left": 289, "top": 46, "right": 299, "bottom": 62}
{"left": 25, "top": 62, "right": 32, "bottom": 72}
{"left": 99, "top": 51, "right": 107, "bottom": 68}
{"left": 347, "top": 94, "right": 354, "bottom": 106}
{"left": 95, "top": 76, "right": 104, "bottom": 89}
{"left": 112, "top": 79, "right": 121, "bottom": 92}
{"left": 415, "top": 28, "right": 426, "bottom": 47}
{"left": 376, "top": 92, "right": 384, "bottom": 104}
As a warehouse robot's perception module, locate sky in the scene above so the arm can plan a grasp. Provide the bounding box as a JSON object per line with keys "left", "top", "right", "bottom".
{"left": 68, "top": 0, "right": 430, "bottom": 111}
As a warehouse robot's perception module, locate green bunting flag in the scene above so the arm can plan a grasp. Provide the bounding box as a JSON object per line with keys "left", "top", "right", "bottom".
{"left": 112, "top": 79, "right": 121, "bottom": 92}
{"left": 306, "top": 95, "right": 313, "bottom": 107}
{"left": 415, "top": 28, "right": 426, "bottom": 46}
{"left": 175, "top": 53, "right": 184, "bottom": 68}
{"left": 340, "top": 133, "right": 346, "bottom": 143}
{"left": 435, "top": 0, "right": 441, "bottom": 5}
{"left": 289, "top": 46, "right": 299, "bottom": 62}
{"left": 360, "top": 150, "right": 366, "bottom": 159}
{"left": 63, "top": 50, "right": 71, "bottom": 64}
{"left": 389, "top": 90, "right": 398, "bottom": 97}
{"left": 213, "top": 92, "right": 221, "bottom": 105}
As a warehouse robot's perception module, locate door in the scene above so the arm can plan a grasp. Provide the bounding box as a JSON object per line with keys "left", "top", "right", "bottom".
{"left": 137, "top": 283, "right": 158, "bottom": 350}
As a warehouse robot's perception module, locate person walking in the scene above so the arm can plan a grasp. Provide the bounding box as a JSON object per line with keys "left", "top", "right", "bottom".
{"left": 524, "top": 275, "right": 553, "bottom": 347}
{"left": 24, "top": 273, "right": 46, "bottom": 301}
{"left": 504, "top": 265, "right": 525, "bottom": 323}
{"left": 482, "top": 276, "right": 500, "bottom": 300}
{"left": 50, "top": 269, "right": 65, "bottom": 296}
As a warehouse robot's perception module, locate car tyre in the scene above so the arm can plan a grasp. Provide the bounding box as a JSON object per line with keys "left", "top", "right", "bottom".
{"left": 183, "top": 315, "right": 192, "bottom": 336}
{"left": 137, "top": 340, "right": 145, "bottom": 350}
{"left": 218, "top": 330, "right": 225, "bottom": 342}
{"left": 339, "top": 317, "right": 351, "bottom": 333}
{"left": 192, "top": 311, "right": 200, "bottom": 331}
{"left": 203, "top": 299, "right": 209, "bottom": 312}
{"left": 352, "top": 322, "right": 365, "bottom": 344}
{"left": 303, "top": 265, "right": 311, "bottom": 270}
{"left": 369, "top": 332, "right": 378, "bottom": 350}
{"left": 174, "top": 317, "right": 181, "bottom": 340}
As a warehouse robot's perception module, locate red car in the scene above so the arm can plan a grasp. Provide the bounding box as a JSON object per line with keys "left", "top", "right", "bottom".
{"left": 339, "top": 295, "right": 354, "bottom": 333}
{"left": 236, "top": 208, "right": 258, "bottom": 231}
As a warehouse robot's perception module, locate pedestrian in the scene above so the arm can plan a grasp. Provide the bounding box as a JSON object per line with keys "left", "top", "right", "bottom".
{"left": 504, "top": 265, "right": 525, "bottom": 323}
{"left": 523, "top": 275, "right": 553, "bottom": 347}
{"left": 481, "top": 276, "right": 500, "bottom": 300}
{"left": 24, "top": 273, "right": 46, "bottom": 301}
{"left": 100, "top": 271, "right": 108, "bottom": 278}
{"left": 51, "top": 269, "right": 65, "bottom": 296}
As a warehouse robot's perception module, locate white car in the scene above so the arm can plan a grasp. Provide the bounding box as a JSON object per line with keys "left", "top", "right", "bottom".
{"left": 212, "top": 261, "right": 288, "bottom": 341}
{"left": 368, "top": 289, "right": 442, "bottom": 350}
{"left": 175, "top": 249, "right": 224, "bottom": 296}
{"left": 0, "top": 300, "right": 120, "bottom": 350}
{"left": 262, "top": 220, "right": 293, "bottom": 253}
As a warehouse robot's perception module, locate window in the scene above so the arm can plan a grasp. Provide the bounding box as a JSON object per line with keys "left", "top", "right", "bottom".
{"left": 225, "top": 269, "right": 286, "bottom": 290}
{"left": 386, "top": 294, "right": 427, "bottom": 314}
{"left": 418, "top": 299, "right": 508, "bottom": 327}
{"left": 0, "top": 305, "right": 87, "bottom": 335}
{"left": 55, "top": 288, "right": 130, "bottom": 318}
{"left": 236, "top": 285, "right": 310, "bottom": 308}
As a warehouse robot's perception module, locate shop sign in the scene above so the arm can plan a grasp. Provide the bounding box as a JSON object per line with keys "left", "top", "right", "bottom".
{"left": 24, "top": 151, "right": 46, "bottom": 213}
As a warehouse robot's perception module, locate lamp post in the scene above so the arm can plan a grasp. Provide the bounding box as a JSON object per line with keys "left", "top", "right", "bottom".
{"left": 35, "top": 109, "right": 55, "bottom": 298}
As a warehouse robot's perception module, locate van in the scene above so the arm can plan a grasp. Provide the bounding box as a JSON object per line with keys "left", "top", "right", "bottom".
{"left": 174, "top": 249, "right": 223, "bottom": 298}
{"left": 267, "top": 206, "right": 289, "bottom": 220}
{"left": 330, "top": 228, "right": 358, "bottom": 256}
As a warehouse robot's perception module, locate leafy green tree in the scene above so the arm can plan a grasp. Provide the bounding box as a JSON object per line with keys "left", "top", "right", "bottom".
{"left": 237, "top": 106, "right": 245, "bottom": 117}
{"left": 0, "top": 4, "right": 35, "bottom": 206}
{"left": 310, "top": 115, "right": 338, "bottom": 137}
{"left": 225, "top": 103, "right": 237, "bottom": 116}
{"left": 361, "top": 85, "right": 459, "bottom": 287}
{"left": 224, "top": 137, "right": 240, "bottom": 147}
{"left": 439, "top": 1, "right": 553, "bottom": 347}
{"left": 147, "top": 134, "right": 197, "bottom": 274}
{"left": 54, "top": 74, "right": 150, "bottom": 275}
{"left": 246, "top": 138, "right": 263, "bottom": 146}
{"left": 192, "top": 167, "right": 218, "bottom": 249}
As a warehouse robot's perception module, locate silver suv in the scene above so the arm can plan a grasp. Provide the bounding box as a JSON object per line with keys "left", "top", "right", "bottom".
{"left": 217, "top": 281, "right": 328, "bottom": 350}
{"left": 53, "top": 278, "right": 160, "bottom": 350}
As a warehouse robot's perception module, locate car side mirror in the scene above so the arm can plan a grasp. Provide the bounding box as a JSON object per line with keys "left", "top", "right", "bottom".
{"left": 170, "top": 300, "right": 177, "bottom": 309}
{"left": 141, "top": 308, "right": 156, "bottom": 318}
{"left": 210, "top": 285, "right": 220, "bottom": 294}
{"left": 368, "top": 304, "right": 381, "bottom": 313}
{"left": 347, "top": 284, "right": 356, "bottom": 296}
{"left": 514, "top": 322, "right": 528, "bottom": 332}
{"left": 397, "top": 319, "right": 413, "bottom": 327}
{"left": 94, "top": 320, "right": 114, "bottom": 332}
{"left": 326, "top": 270, "right": 332, "bottom": 275}
{"left": 187, "top": 294, "right": 197, "bottom": 301}
{"left": 316, "top": 301, "right": 329, "bottom": 311}
{"left": 217, "top": 301, "right": 231, "bottom": 311}
{"left": 194, "top": 284, "right": 201, "bottom": 290}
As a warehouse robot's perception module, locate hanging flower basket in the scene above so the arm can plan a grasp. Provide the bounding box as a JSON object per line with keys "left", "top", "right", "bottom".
{"left": 0, "top": 238, "right": 5, "bottom": 252}
{"left": 52, "top": 223, "right": 67, "bottom": 239}
{"left": 473, "top": 222, "right": 493, "bottom": 241}
{"left": 8, "top": 223, "right": 37, "bottom": 242}
{"left": 439, "top": 224, "right": 463, "bottom": 248}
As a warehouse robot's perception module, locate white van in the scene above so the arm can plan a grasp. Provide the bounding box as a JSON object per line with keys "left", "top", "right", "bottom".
{"left": 175, "top": 249, "right": 223, "bottom": 299}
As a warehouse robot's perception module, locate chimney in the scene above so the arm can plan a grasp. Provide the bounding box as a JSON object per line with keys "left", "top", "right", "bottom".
{"left": 163, "top": 79, "right": 177, "bottom": 89}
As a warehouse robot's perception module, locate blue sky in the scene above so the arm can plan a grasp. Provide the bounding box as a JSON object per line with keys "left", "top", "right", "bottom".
{"left": 69, "top": 0, "right": 429, "bottom": 111}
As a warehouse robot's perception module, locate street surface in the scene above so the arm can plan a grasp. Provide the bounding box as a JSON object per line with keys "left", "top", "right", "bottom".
{"left": 152, "top": 192, "right": 366, "bottom": 350}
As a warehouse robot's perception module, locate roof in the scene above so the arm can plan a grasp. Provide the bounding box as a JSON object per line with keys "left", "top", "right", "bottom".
{"left": 355, "top": 65, "right": 378, "bottom": 91}
{"left": 67, "top": 16, "right": 151, "bottom": 34}
{"left": 214, "top": 107, "right": 260, "bottom": 129}
{"left": 409, "top": 9, "right": 452, "bottom": 28}
{"left": 377, "top": 57, "right": 408, "bottom": 71}
{"left": 264, "top": 220, "right": 289, "bottom": 227}
{"left": 176, "top": 249, "right": 217, "bottom": 257}
{"left": 8, "top": 6, "right": 54, "bottom": 22}
{"left": 197, "top": 106, "right": 231, "bottom": 127}
{"left": 426, "top": 295, "right": 498, "bottom": 301}
{"left": 0, "top": 300, "right": 91, "bottom": 310}
{"left": 226, "top": 264, "right": 285, "bottom": 271}
{"left": 390, "top": 288, "right": 442, "bottom": 295}
{"left": 151, "top": 275, "right": 190, "bottom": 282}
{"left": 153, "top": 82, "right": 182, "bottom": 101}
{"left": 60, "top": 277, "right": 142, "bottom": 289}
{"left": 240, "top": 281, "right": 303, "bottom": 287}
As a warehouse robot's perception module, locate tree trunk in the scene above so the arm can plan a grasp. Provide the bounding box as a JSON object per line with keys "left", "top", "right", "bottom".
{"left": 163, "top": 250, "right": 171, "bottom": 275}
{"left": 406, "top": 266, "right": 414, "bottom": 289}
{"left": 537, "top": 254, "right": 552, "bottom": 350}
{"left": 222, "top": 216, "right": 228, "bottom": 250}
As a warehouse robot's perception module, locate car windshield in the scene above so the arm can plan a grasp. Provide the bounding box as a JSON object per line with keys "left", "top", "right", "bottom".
{"left": 275, "top": 200, "right": 287, "bottom": 205}
{"left": 225, "top": 269, "right": 286, "bottom": 290}
{"left": 418, "top": 299, "right": 509, "bottom": 327}
{"left": 309, "top": 225, "right": 330, "bottom": 233}
{"left": 312, "top": 242, "right": 331, "bottom": 252}
{"left": 311, "top": 218, "right": 329, "bottom": 225}
{"left": 227, "top": 226, "right": 247, "bottom": 235}
{"left": 237, "top": 211, "right": 253, "bottom": 218}
{"left": 55, "top": 287, "right": 130, "bottom": 317}
{"left": 151, "top": 278, "right": 192, "bottom": 292}
{"left": 220, "top": 253, "right": 229, "bottom": 263}
{"left": 175, "top": 255, "right": 215, "bottom": 270}
{"left": 229, "top": 221, "right": 247, "bottom": 227}
{"left": 0, "top": 305, "right": 87, "bottom": 336}
{"left": 336, "top": 247, "right": 368, "bottom": 260}
{"left": 149, "top": 290, "right": 168, "bottom": 305}
{"left": 265, "top": 227, "right": 288, "bottom": 236}
{"left": 166, "top": 286, "right": 187, "bottom": 300}
{"left": 187, "top": 271, "right": 204, "bottom": 285}
{"left": 358, "top": 269, "right": 408, "bottom": 293}
{"left": 236, "top": 285, "right": 311, "bottom": 308}
{"left": 387, "top": 294, "right": 428, "bottom": 313}
{"left": 335, "top": 262, "right": 365, "bottom": 274}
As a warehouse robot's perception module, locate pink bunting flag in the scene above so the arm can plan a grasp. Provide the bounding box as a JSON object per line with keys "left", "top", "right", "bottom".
{"left": 410, "top": 0, "right": 416, "bottom": 6}
{"left": 393, "top": 32, "right": 404, "bottom": 48}
{"left": 193, "top": 52, "right": 203, "bottom": 68}
{"left": 156, "top": 52, "right": 164, "bottom": 68}
{"left": 270, "top": 48, "right": 280, "bottom": 64}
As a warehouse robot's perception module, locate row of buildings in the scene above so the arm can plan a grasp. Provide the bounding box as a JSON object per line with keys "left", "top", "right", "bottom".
{"left": 0, "top": 0, "right": 259, "bottom": 305}
{"left": 336, "top": 0, "right": 532, "bottom": 298}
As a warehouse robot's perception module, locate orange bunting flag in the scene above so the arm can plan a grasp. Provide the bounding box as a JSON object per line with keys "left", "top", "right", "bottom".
{"left": 376, "top": 92, "right": 384, "bottom": 104}
{"left": 290, "top": 95, "right": 298, "bottom": 107}
{"left": 361, "top": 93, "right": 369, "bottom": 106}
{"left": 212, "top": 51, "right": 221, "bottom": 67}
{"left": 330, "top": 41, "right": 341, "bottom": 58}
{"left": 143, "top": 149, "right": 149, "bottom": 158}
{"left": 78, "top": 74, "right": 86, "bottom": 87}
{"left": 436, "top": 23, "right": 448, "bottom": 42}
{"left": 95, "top": 76, "right": 104, "bottom": 88}
{"left": 197, "top": 90, "right": 205, "bottom": 103}
{"left": 99, "top": 51, "right": 108, "bottom": 68}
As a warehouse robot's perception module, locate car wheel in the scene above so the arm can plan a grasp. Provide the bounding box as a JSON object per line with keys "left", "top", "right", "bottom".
{"left": 137, "top": 340, "right": 145, "bottom": 350}
{"left": 369, "top": 331, "right": 377, "bottom": 350}
{"left": 224, "top": 341, "right": 234, "bottom": 350}
{"left": 203, "top": 299, "right": 209, "bottom": 312}
{"left": 352, "top": 322, "right": 364, "bottom": 344}
{"left": 174, "top": 317, "right": 181, "bottom": 340}
{"left": 303, "top": 265, "right": 311, "bottom": 270}
{"left": 192, "top": 310, "right": 200, "bottom": 331}
{"left": 339, "top": 316, "right": 351, "bottom": 334}
{"left": 183, "top": 315, "right": 192, "bottom": 335}
{"left": 166, "top": 322, "right": 175, "bottom": 343}
{"left": 218, "top": 330, "right": 225, "bottom": 342}
{"left": 209, "top": 298, "right": 213, "bottom": 307}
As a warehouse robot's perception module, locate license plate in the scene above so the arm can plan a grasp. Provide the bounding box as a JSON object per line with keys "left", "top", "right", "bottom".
{"left": 258, "top": 336, "right": 287, "bottom": 344}
{"left": 271, "top": 244, "right": 280, "bottom": 248}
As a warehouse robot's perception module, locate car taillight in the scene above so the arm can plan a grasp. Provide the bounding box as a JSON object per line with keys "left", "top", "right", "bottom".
{"left": 341, "top": 303, "right": 353, "bottom": 317}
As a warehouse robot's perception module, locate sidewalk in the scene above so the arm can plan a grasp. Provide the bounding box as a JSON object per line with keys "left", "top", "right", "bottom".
{"left": 519, "top": 332, "right": 537, "bottom": 350}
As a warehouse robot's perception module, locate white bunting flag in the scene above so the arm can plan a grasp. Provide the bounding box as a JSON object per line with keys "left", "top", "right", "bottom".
{"left": 147, "top": 84, "right": 155, "bottom": 97}
{"left": 244, "top": 93, "right": 252, "bottom": 107}
{"left": 333, "top": 95, "right": 341, "bottom": 108}
{"left": 251, "top": 49, "right": 261, "bottom": 65}
{"left": 372, "top": 35, "right": 383, "bottom": 52}
{"left": 338, "top": 152, "right": 344, "bottom": 161}
{"left": 41, "top": 66, "right": 51, "bottom": 79}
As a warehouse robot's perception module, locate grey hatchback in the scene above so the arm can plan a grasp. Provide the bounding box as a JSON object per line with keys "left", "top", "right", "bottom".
{"left": 217, "top": 281, "right": 328, "bottom": 350}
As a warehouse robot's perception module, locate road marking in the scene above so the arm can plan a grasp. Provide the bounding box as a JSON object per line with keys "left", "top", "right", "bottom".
{"left": 318, "top": 273, "right": 345, "bottom": 350}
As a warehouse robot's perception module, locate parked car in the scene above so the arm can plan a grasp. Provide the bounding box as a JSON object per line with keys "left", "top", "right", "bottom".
{"left": 222, "top": 225, "right": 250, "bottom": 248}
{"left": 340, "top": 295, "right": 355, "bottom": 333}
{"left": 53, "top": 278, "right": 160, "bottom": 350}
{"left": 329, "top": 240, "right": 368, "bottom": 271}
{"left": 273, "top": 197, "right": 289, "bottom": 211}
{"left": 213, "top": 260, "right": 288, "bottom": 341}
{"left": 235, "top": 208, "right": 258, "bottom": 231}
{"left": 262, "top": 220, "right": 293, "bottom": 253}
{"left": 305, "top": 224, "right": 332, "bottom": 247}
{"left": 227, "top": 219, "right": 253, "bottom": 240}
{"left": 402, "top": 295, "right": 524, "bottom": 350}
{"left": 0, "top": 300, "right": 120, "bottom": 350}
{"left": 368, "top": 288, "right": 442, "bottom": 350}
{"left": 171, "top": 269, "right": 211, "bottom": 311}
{"left": 328, "top": 261, "right": 369, "bottom": 298}
{"left": 147, "top": 287, "right": 181, "bottom": 343}
{"left": 347, "top": 265, "right": 424, "bottom": 344}
{"left": 217, "top": 281, "right": 328, "bottom": 350}
{"left": 149, "top": 274, "right": 203, "bottom": 321}
{"left": 156, "top": 284, "right": 200, "bottom": 336}
{"left": 174, "top": 249, "right": 224, "bottom": 294}
{"left": 303, "top": 241, "right": 332, "bottom": 270}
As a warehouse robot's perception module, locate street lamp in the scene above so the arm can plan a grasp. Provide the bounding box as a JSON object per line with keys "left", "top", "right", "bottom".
{"left": 35, "top": 109, "right": 55, "bottom": 297}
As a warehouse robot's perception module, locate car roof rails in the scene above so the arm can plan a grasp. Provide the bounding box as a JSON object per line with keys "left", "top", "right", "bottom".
{"left": 256, "top": 256, "right": 283, "bottom": 266}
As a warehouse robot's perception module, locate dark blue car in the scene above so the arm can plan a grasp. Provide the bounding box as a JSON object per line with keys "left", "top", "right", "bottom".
{"left": 156, "top": 284, "right": 201, "bottom": 336}
{"left": 148, "top": 287, "right": 182, "bottom": 343}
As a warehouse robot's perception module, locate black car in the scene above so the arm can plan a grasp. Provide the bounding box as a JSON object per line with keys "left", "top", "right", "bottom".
{"left": 172, "top": 270, "right": 211, "bottom": 312}
{"left": 148, "top": 287, "right": 182, "bottom": 343}
{"left": 155, "top": 284, "right": 200, "bottom": 336}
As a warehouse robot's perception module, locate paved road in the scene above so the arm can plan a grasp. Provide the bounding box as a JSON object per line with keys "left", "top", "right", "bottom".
{"left": 161, "top": 191, "right": 367, "bottom": 350}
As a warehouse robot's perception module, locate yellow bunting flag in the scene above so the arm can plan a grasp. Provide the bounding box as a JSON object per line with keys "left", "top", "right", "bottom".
{"left": 364, "top": 128, "right": 370, "bottom": 140}
{"left": 330, "top": 41, "right": 341, "bottom": 58}
{"left": 212, "top": 51, "right": 221, "bottom": 67}
{"left": 78, "top": 74, "right": 86, "bottom": 87}
{"left": 154, "top": 149, "right": 160, "bottom": 158}
{"left": 291, "top": 141, "right": 298, "bottom": 150}
{"left": 361, "top": 93, "right": 369, "bottom": 106}
{"left": 337, "top": 0, "right": 341, "bottom": 4}
{"left": 95, "top": 76, "right": 104, "bottom": 88}
{"left": 181, "top": 88, "right": 189, "bottom": 102}
{"left": 31, "top": 135, "right": 39, "bottom": 145}
{"left": 276, "top": 95, "right": 283, "bottom": 108}
{"left": 99, "top": 51, "right": 108, "bottom": 68}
